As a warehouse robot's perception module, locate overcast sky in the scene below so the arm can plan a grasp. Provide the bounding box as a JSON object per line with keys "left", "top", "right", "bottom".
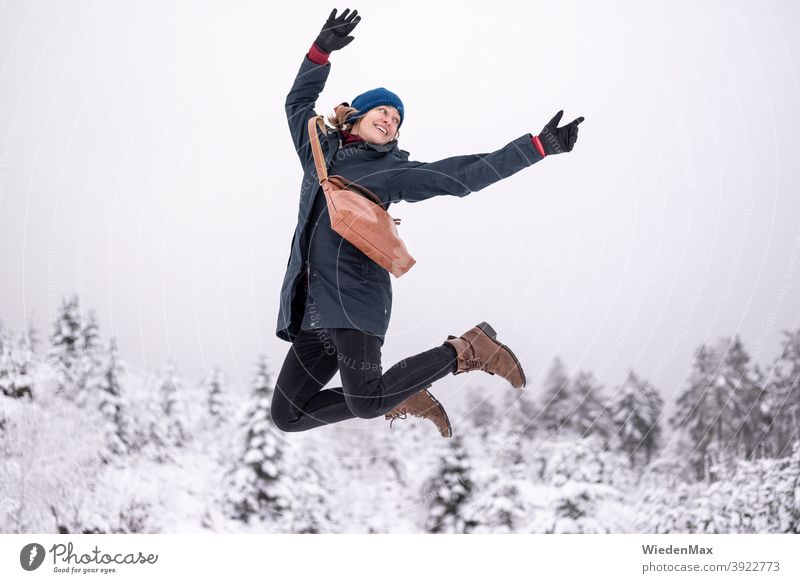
{"left": 1, "top": 0, "right": 799, "bottom": 410}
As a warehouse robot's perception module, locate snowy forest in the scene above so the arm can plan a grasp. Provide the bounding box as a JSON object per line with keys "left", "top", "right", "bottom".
{"left": 1, "top": 294, "right": 799, "bottom": 534}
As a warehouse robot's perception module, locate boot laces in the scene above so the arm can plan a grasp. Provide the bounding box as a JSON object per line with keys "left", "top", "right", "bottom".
{"left": 387, "top": 405, "right": 432, "bottom": 428}
{"left": 387, "top": 409, "right": 408, "bottom": 428}
{"left": 465, "top": 357, "right": 486, "bottom": 370}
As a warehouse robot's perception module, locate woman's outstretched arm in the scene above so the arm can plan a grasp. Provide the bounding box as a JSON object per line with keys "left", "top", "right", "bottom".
{"left": 386, "top": 111, "right": 585, "bottom": 203}
{"left": 285, "top": 8, "right": 361, "bottom": 169}
{"left": 386, "top": 134, "right": 545, "bottom": 203}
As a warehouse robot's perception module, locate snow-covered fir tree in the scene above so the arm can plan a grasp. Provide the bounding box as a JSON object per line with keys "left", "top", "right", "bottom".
{"left": 468, "top": 477, "right": 528, "bottom": 533}
{"left": 670, "top": 343, "right": 719, "bottom": 479}
{"left": 636, "top": 443, "right": 800, "bottom": 533}
{"left": 608, "top": 369, "right": 663, "bottom": 466}
{"left": 465, "top": 391, "right": 537, "bottom": 534}
{"left": 423, "top": 435, "right": 476, "bottom": 533}
{"left": 635, "top": 480, "right": 701, "bottom": 533}
{"left": 96, "top": 337, "right": 130, "bottom": 463}
{"left": 48, "top": 295, "right": 84, "bottom": 399}
{"left": 81, "top": 311, "right": 102, "bottom": 356}
{"left": 75, "top": 311, "right": 104, "bottom": 401}
{"left": 671, "top": 337, "right": 764, "bottom": 479}
{"left": 569, "top": 370, "right": 613, "bottom": 444}
{"left": 283, "top": 443, "right": 336, "bottom": 533}
{"left": 499, "top": 382, "right": 539, "bottom": 437}
{"left": 47, "top": 295, "right": 104, "bottom": 404}
{"left": 224, "top": 355, "right": 290, "bottom": 524}
{"left": 538, "top": 356, "right": 574, "bottom": 435}
{"left": 719, "top": 335, "right": 768, "bottom": 460}
{"left": 465, "top": 385, "right": 497, "bottom": 434}
{"left": 0, "top": 327, "right": 34, "bottom": 399}
{"left": 529, "top": 439, "right": 628, "bottom": 533}
{"left": 25, "top": 321, "right": 39, "bottom": 355}
{"left": 203, "top": 366, "right": 230, "bottom": 429}
{"left": 156, "top": 359, "right": 189, "bottom": 449}
{"left": 761, "top": 328, "right": 800, "bottom": 458}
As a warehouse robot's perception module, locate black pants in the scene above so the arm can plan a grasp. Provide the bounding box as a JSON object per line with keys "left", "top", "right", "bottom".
{"left": 271, "top": 326, "right": 458, "bottom": 432}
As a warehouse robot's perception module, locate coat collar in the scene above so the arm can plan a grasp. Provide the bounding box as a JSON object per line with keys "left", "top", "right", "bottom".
{"left": 329, "top": 128, "right": 409, "bottom": 159}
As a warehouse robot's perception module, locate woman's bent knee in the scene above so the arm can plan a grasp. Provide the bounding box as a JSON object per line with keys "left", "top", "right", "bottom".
{"left": 270, "top": 406, "right": 307, "bottom": 433}
{"left": 346, "top": 399, "right": 383, "bottom": 420}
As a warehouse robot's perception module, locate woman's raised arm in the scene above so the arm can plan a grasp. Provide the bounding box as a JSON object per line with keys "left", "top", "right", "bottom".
{"left": 285, "top": 8, "right": 361, "bottom": 169}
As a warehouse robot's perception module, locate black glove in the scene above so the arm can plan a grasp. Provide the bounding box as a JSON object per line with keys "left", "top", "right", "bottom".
{"left": 314, "top": 8, "right": 361, "bottom": 53}
{"left": 537, "top": 110, "right": 585, "bottom": 155}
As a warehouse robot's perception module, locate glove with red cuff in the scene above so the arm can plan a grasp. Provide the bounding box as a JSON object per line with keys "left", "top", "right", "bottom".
{"left": 315, "top": 8, "right": 360, "bottom": 52}
{"left": 531, "top": 110, "right": 585, "bottom": 157}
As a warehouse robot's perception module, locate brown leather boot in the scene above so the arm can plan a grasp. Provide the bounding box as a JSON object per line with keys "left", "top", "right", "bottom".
{"left": 385, "top": 384, "right": 452, "bottom": 438}
{"left": 444, "top": 321, "right": 526, "bottom": 389}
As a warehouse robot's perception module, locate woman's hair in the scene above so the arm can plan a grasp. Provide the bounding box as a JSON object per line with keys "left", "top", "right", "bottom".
{"left": 326, "top": 103, "right": 401, "bottom": 140}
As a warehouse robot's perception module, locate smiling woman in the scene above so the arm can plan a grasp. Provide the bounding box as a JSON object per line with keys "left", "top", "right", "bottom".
{"left": 326, "top": 93, "right": 403, "bottom": 144}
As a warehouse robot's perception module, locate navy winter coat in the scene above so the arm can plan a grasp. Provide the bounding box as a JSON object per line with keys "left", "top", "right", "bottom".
{"left": 276, "top": 54, "right": 546, "bottom": 345}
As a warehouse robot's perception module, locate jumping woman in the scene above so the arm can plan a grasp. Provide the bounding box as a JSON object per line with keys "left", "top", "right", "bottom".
{"left": 273, "top": 8, "right": 584, "bottom": 438}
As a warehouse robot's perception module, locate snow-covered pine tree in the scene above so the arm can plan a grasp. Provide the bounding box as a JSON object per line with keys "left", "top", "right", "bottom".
{"left": 96, "top": 337, "right": 130, "bottom": 463}
{"left": 771, "top": 442, "right": 800, "bottom": 532}
{"left": 224, "top": 354, "right": 290, "bottom": 524}
{"left": 284, "top": 443, "right": 335, "bottom": 533}
{"left": 47, "top": 295, "right": 104, "bottom": 404}
{"left": 25, "top": 320, "right": 39, "bottom": 355}
{"left": 467, "top": 428, "right": 531, "bottom": 533}
{"left": 762, "top": 328, "right": 800, "bottom": 458}
{"left": 608, "top": 369, "right": 663, "bottom": 466}
{"left": 670, "top": 343, "right": 719, "bottom": 479}
{"left": 570, "top": 370, "right": 613, "bottom": 444}
{"left": 671, "top": 337, "right": 763, "bottom": 480}
{"left": 81, "top": 311, "right": 102, "bottom": 354}
{"left": 641, "top": 443, "right": 800, "bottom": 533}
{"left": 423, "top": 435, "right": 476, "bottom": 533}
{"left": 0, "top": 327, "right": 34, "bottom": 399}
{"left": 157, "top": 359, "right": 189, "bottom": 449}
{"left": 499, "top": 381, "right": 539, "bottom": 438}
{"left": 204, "top": 366, "right": 230, "bottom": 429}
{"left": 464, "top": 385, "right": 497, "bottom": 435}
{"left": 718, "top": 335, "right": 767, "bottom": 461}
{"left": 48, "top": 294, "right": 84, "bottom": 399}
{"left": 538, "top": 356, "right": 573, "bottom": 435}
{"left": 528, "top": 439, "right": 626, "bottom": 534}
{"left": 635, "top": 480, "right": 701, "bottom": 533}
{"left": 75, "top": 310, "right": 105, "bottom": 403}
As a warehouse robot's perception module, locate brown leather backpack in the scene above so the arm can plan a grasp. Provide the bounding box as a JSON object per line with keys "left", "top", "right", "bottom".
{"left": 308, "top": 116, "right": 416, "bottom": 278}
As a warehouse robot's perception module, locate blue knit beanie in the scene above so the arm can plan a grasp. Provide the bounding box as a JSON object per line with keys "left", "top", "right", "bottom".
{"left": 345, "top": 87, "right": 405, "bottom": 128}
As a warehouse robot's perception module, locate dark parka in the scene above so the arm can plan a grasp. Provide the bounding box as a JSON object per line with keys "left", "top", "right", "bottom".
{"left": 276, "top": 54, "right": 546, "bottom": 345}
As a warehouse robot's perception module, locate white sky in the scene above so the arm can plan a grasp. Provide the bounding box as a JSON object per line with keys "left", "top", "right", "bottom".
{"left": 1, "top": 0, "right": 799, "bottom": 409}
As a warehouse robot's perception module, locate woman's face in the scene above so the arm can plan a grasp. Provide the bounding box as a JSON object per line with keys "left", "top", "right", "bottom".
{"left": 353, "top": 105, "right": 401, "bottom": 145}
